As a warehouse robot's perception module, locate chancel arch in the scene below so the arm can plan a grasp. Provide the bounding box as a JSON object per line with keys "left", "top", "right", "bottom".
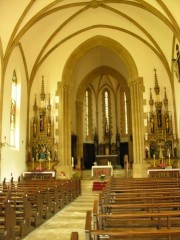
{"left": 57, "top": 35, "right": 146, "bottom": 177}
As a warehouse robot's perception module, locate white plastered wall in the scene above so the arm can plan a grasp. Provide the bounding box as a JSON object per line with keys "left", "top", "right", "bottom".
{"left": 0, "top": 46, "right": 27, "bottom": 182}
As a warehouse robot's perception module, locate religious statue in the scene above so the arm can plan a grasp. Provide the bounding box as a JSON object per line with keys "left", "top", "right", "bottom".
{"left": 172, "top": 44, "right": 180, "bottom": 81}
{"left": 150, "top": 117, "right": 154, "bottom": 133}
{"left": 46, "top": 149, "right": 50, "bottom": 161}
{"left": 174, "top": 147, "right": 177, "bottom": 158}
{"left": 165, "top": 116, "right": 169, "bottom": 133}
{"left": 157, "top": 110, "right": 162, "bottom": 128}
{"left": 159, "top": 146, "right": 163, "bottom": 159}
{"left": 33, "top": 120, "right": 37, "bottom": 137}
{"left": 39, "top": 145, "right": 46, "bottom": 160}
{"left": 145, "top": 147, "right": 149, "bottom": 159}
{"left": 40, "top": 115, "right": 44, "bottom": 132}
{"left": 47, "top": 121, "right": 51, "bottom": 136}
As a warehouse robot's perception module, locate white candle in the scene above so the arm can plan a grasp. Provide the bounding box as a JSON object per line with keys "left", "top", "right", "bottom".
{"left": 72, "top": 157, "right": 74, "bottom": 168}
{"left": 48, "top": 158, "right": 51, "bottom": 170}
{"left": 153, "top": 154, "right": 155, "bottom": 167}
{"left": 126, "top": 161, "right": 128, "bottom": 177}
{"left": 32, "top": 158, "right": 34, "bottom": 170}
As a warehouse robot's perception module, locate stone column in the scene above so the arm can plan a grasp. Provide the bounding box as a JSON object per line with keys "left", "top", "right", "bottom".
{"left": 76, "top": 100, "right": 83, "bottom": 168}
{"left": 129, "top": 77, "right": 147, "bottom": 177}
{"left": 55, "top": 81, "right": 72, "bottom": 178}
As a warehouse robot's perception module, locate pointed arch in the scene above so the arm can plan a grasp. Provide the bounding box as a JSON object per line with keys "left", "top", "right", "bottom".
{"left": 57, "top": 35, "right": 145, "bottom": 177}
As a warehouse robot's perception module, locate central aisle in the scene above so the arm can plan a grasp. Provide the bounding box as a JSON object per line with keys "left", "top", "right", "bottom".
{"left": 22, "top": 179, "right": 98, "bottom": 240}
{"left": 22, "top": 168, "right": 126, "bottom": 240}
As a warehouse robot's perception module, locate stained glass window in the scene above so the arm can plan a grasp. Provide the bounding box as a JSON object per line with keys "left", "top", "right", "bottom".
{"left": 124, "top": 91, "right": 128, "bottom": 134}
{"left": 104, "top": 90, "right": 110, "bottom": 133}
{"left": 85, "top": 90, "right": 89, "bottom": 136}
{"left": 84, "top": 88, "right": 93, "bottom": 140}
{"left": 10, "top": 70, "right": 17, "bottom": 146}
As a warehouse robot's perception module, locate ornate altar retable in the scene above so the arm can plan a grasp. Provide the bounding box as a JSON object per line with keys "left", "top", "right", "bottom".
{"left": 144, "top": 70, "right": 177, "bottom": 168}
{"left": 96, "top": 155, "right": 118, "bottom": 166}
{"left": 27, "top": 77, "right": 58, "bottom": 171}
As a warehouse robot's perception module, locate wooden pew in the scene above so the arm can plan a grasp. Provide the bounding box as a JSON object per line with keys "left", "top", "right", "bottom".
{"left": 103, "top": 178, "right": 180, "bottom": 194}
{"left": 7, "top": 191, "right": 33, "bottom": 238}
{"left": 86, "top": 210, "right": 180, "bottom": 240}
{"left": 87, "top": 177, "right": 180, "bottom": 240}
{"left": 0, "top": 187, "right": 33, "bottom": 237}
{"left": 0, "top": 177, "right": 81, "bottom": 239}
{"left": 0, "top": 202, "right": 16, "bottom": 240}
{"left": 101, "top": 201, "right": 180, "bottom": 214}
{"left": 16, "top": 196, "right": 32, "bottom": 237}
{"left": 100, "top": 180, "right": 180, "bottom": 206}
{"left": 27, "top": 189, "right": 44, "bottom": 226}
{"left": 93, "top": 200, "right": 180, "bottom": 229}
{"left": 17, "top": 180, "right": 67, "bottom": 217}
{"left": 70, "top": 232, "right": 79, "bottom": 240}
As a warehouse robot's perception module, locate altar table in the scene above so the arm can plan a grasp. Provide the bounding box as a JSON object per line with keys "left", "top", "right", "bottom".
{"left": 147, "top": 169, "right": 180, "bottom": 178}
{"left": 91, "top": 165, "right": 113, "bottom": 180}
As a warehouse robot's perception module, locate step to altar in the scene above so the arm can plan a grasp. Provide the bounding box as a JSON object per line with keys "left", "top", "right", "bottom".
{"left": 92, "top": 181, "right": 107, "bottom": 191}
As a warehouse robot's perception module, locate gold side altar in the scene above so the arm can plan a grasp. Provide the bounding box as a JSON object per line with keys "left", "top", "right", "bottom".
{"left": 146, "top": 157, "right": 178, "bottom": 169}
{"left": 144, "top": 70, "right": 178, "bottom": 167}
{"left": 27, "top": 77, "right": 58, "bottom": 171}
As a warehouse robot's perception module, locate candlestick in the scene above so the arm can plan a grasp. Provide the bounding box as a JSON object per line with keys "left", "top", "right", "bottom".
{"left": 48, "top": 158, "right": 51, "bottom": 170}
{"left": 126, "top": 161, "right": 128, "bottom": 177}
{"left": 72, "top": 157, "right": 74, "bottom": 168}
{"left": 32, "top": 158, "right": 34, "bottom": 170}
{"left": 153, "top": 154, "right": 155, "bottom": 167}
{"left": 168, "top": 154, "right": 170, "bottom": 166}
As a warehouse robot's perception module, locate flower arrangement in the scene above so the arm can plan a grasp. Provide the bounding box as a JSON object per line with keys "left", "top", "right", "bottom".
{"left": 159, "top": 163, "right": 167, "bottom": 169}
{"left": 35, "top": 166, "right": 43, "bottom": 171}
{"left": 58, "top": 171, "right": 65, "bottom": 177}
{"left": 72, "top": 170, "right": 80, "bottom": 179}
{"left": 58, "top": 171, "right": 66, "bottom": 179}
{"left": 99, "top": 174, "right": 106, "bottom": 181}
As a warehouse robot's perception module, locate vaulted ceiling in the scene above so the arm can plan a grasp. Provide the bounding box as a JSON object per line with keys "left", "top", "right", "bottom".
{"left": 0, "top": 0, "right": 179, "bottom": 88}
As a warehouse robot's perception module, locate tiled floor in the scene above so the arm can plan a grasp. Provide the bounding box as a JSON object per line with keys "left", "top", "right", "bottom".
{"left": 22, "top": 168, "right": 126, "bottom": 240}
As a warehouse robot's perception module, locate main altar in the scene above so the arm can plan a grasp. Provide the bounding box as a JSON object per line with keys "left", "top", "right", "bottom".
{"left": 95, "top": 155, "right": 118, "bottom": 166}
{"left": 144, "top": 70, "right": 178, "bottom": 169}
{"left": 93, "top": 124, "right": 121, "bottom": 167}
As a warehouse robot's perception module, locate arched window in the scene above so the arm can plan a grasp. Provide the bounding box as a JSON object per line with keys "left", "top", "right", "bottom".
{"left": 120, "top": 90, "right": 128, "bottom": 135}
{"left": 85, "top": 88, "right": 93, "bottom": 140}
{"left": 104, "top": 90, "right": 110, "bottom": 133}
{"left": 102, "top": 88, "right": 112, "bottom": 143}
{"left": 124, "top": 92, "right": 128, "bottom": 134}
{"left": 85, "top": 90, "right": 89, "bottom": 136}
{"left": 10, "top": 70, "right": 17, "bottom": 146}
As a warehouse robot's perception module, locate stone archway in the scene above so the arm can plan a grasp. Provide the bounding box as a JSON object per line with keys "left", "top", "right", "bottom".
{"left": 76, "top": 65, "right": 132, "bottom": 165}
{"left": 56, "top": 35, "right": 146, "bottom": 178}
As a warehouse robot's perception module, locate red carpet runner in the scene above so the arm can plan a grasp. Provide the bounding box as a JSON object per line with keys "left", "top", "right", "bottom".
{"left": 92, "top": 181, "right": 107, "bottom": 191}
